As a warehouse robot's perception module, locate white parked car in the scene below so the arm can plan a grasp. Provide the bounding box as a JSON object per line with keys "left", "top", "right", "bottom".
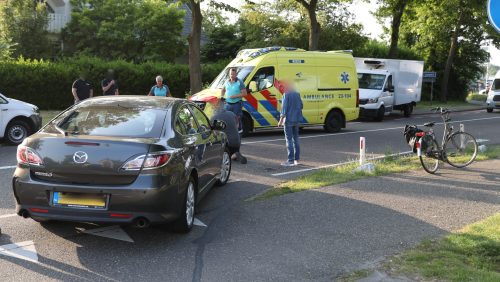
{"left": 486, "top": 73, "right": 500, "bottom": 113}
{"left": 0, "top": 93, "right": 42, "bottom": 145}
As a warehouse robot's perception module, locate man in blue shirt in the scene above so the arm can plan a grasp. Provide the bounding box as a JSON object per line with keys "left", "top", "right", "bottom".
{"left": 277, "top": 80, "right": 303, "bottom": 166}
{"left": 221, "top": 68, "right": 247, "bottom": 133}
{"left": 148, "top": 75, "right": 172, "bottom": 97}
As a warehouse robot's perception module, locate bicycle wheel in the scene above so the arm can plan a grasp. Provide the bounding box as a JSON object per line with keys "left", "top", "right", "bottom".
{"left": 444, "top": 132, "right": 478, "bottom": 168}
{"left": 419, "top": 135, "right": 440, "bottom": 174}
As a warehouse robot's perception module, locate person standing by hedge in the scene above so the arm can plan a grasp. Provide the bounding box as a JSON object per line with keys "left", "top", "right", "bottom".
{"left": 71, "top": 73, "right": 93, "bottom": 104}
{"left": 101, "top": 69, "right": 119, "bottom": 96}
{"left": 148, "top": 75, "right": 172, "bottom": 97}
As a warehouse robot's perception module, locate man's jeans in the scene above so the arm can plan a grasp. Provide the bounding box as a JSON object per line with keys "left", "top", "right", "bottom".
{"left": 224, "top": 101, "right": 243, "bottom": 131}
{"left": 284, "top": 124, "right": 300, "bottom": 163}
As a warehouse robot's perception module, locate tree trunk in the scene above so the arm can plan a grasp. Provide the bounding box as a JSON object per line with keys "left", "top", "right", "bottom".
{"left": 297, "top": 0, "right": 319, "bottom": 51}
{"left": 440, "top": 10, "right": 464, "bottom": 102}
{"left": 388, "top": 0, "right": 408, "bottom": 59}
{"left": 188, "top": 0, "right": 202, "bottom": 95}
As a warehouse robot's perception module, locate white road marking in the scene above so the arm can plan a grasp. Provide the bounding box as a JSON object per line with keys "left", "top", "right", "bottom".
{"left": 476, "top": 139, "right": 489, "bottom": 144}
{"left": 80, "top": 225, "right": 134, "bottom": 243}
{"left": 193, "top": 218, "right": 207, "bottom": 227}
{"left": 0, "top": 165, "right": 16, "bottom": 170}
{"left": 242, "top": 116, "right": 500, "bottom": 145}
{"left": 272, "top": 151, "right": 413, "bottom": 176}
{"left": 0, "top": 240, "right": 38, "bottom": 263}
{"left": 0, "top": 214, "right": 17, "bottom": 219}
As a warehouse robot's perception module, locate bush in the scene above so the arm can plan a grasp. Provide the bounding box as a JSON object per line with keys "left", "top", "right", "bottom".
{"left": 0, "top": 57, "right": 228, "bottom": 109}
{"left": 466, "top": 93, "right": 487, "bottom": 102}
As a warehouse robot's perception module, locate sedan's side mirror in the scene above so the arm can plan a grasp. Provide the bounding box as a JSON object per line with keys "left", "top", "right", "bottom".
{"left": 212, "top": 119, "right": 226, "bottom": 130}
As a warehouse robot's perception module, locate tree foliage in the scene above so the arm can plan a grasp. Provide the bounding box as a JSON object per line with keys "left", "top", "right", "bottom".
{"left": 399, "top": 0, "right": 500, "bottom": 101}
{"left": 0, "top": 0, "right": 52, "bottom": 59}
{"left": 62, "top": 0, "right": 185, "bottom": 62}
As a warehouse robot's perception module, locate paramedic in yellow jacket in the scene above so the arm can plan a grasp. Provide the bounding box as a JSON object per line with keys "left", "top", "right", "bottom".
{"left": 221, "top": 67, "right": 247, "bottom": 133}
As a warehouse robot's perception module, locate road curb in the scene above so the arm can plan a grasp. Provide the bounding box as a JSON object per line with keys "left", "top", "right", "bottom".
{"left": 412, "top": 106, "right": 485, "bottom": 116}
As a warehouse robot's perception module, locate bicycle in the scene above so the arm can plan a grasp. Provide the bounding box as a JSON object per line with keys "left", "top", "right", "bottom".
{"left": 412, "top": 107, "right": 478, "bottom": 174}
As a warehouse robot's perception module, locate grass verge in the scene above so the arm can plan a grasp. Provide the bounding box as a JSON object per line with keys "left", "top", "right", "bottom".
{"left": 418, "top": 100, "right": 471, "bottom": 108}
{"left": 40, "top": 110, "right": 62, "bottom": 126}
{"left": 253, "top": 145, "right": 500, "bottom": 201}
{"left": 385, "top": 213, "right": 500, "bottom": 281}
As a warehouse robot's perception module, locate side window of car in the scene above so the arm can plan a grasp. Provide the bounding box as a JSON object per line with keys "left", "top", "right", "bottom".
{"left": 0, "top": 97, "right": 7, "bottom": 104}
{"left": 190, "top": 106, "right": 211, "bottom": 133}
{"left": 177, "top": 106, "right": 198, "bottom": 135}
{"left": 249, "top": 67, "right": 275, "bottom": 92}
{"left": 385, "top": 75, "right": 393, "bottom": 91}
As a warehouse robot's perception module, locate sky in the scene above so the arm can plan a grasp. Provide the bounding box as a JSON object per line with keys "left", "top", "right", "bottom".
{"left": 205, "top": 0, "right": 500, "bottom": 67}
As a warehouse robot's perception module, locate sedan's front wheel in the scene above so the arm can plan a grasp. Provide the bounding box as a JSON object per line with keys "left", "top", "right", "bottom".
{"left": 174, "top": 177, "right": 196, "bottom": 233}
{"left": 216, "top": 149, "right": 231, "bottom": 186}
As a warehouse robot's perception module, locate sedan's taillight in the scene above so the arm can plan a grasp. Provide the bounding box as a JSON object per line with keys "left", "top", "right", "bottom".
{"left": 17, "top": 145, "right": 44, "bottom": 166}
{"left": 121, "top": 152, "right": 172, "bottom": 171}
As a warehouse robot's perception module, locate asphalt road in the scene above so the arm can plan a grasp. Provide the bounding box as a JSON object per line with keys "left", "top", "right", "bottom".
{"left": 0, "top": 109, "right": 499, "bottom": 281}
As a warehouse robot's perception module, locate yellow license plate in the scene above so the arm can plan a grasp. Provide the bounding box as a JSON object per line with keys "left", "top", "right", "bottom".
{"left": 53, "top": 192, "right": 107, "bottom": 209}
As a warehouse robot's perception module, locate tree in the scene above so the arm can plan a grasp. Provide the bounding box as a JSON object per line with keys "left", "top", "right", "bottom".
{"left": 181, "top": 0, "right": 238, "bottom": 93}
{"left": 399, "top": 0, "right": 500, "bottom": 101}
{"left": 0, "top": 0, "right": 51, "bottom": 59}
{"left": 275, "top": 0, "right": 352, "bottom": 51}
{"left": 375, "top": 0, "right": 411, "bottom": 58}
{"left": 295, "top": 0, "right": 321, "bottom": 50}
{"left": 201, "top": 8, "right": 243, "bottom": 62}
{"left": 187, "top": 0, "right": 203, "bottom": 94}
{"left": 63, "top": 0, "right": 184, "bottom": 62}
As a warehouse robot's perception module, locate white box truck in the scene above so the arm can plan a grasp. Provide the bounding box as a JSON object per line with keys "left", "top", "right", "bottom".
{"left": 355, "top": 58, "right": 424, "bottom": 121}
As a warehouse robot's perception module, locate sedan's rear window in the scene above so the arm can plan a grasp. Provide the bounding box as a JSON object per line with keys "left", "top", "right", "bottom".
{"left": 56, "top": 106, "right": 167, "bottom": 138}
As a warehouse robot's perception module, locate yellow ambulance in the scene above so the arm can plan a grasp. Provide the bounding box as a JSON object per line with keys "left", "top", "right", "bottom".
{"left": 190, "top": 46, "right": 359, "bottom": 135}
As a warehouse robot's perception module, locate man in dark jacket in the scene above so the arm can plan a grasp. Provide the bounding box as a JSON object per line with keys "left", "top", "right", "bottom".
{"left": 210, "top": 97, "right": 247, "bottom": 164}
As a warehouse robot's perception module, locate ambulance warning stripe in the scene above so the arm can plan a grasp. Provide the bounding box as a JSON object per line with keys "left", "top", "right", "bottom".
{"left": 260, "top": 89, "right": 277, "bottom": 109}
{"left": 243, "top": 101, "right": 270, "bottom": 126}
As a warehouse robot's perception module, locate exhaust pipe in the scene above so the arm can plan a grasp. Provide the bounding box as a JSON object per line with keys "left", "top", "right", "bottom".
{"left": 20, "top": 210, "right": 30, "bottom": 219}
{"left": 133, "top": 217, "right": 150, "bottom": 228}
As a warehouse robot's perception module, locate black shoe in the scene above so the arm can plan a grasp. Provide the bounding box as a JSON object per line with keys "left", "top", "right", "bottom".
{"left": 240, "top": 156, "right": 247, "bottom": 164}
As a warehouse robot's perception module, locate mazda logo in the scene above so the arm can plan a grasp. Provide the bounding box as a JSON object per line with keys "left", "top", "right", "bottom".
{"left": 73, "top": 151, "right": 88, "bottom": 164}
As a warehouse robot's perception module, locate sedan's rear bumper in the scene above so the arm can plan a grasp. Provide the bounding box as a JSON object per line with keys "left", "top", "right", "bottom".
{"left": 13, "top": 168, "right": 184, "bottom": 225}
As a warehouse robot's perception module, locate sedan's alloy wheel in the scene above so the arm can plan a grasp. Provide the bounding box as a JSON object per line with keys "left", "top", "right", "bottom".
{"left": 186, "top": 181, "right": 195, "bottom": 227}
{"left": 220, "top": 151, "right": 230, "bottom": 183}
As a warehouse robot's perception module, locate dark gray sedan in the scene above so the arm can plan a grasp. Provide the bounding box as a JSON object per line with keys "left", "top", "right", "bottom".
{"left": 12, "top": 96, "right": 231, "bottom": 233}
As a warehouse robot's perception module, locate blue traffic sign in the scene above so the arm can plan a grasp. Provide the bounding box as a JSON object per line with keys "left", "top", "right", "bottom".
{"left": 423, "top": 71, "right": 437, "bottom": 78}
{"left": 488, "top": 0, "right": 500, "bottom": 32}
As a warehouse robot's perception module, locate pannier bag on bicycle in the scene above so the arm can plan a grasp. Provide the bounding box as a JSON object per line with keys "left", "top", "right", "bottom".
{"left": 403, "top": 124, "right": 424, "bottom": 153}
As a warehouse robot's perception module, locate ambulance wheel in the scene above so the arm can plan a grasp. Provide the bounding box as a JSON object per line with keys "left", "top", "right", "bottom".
{"left": 242, "top": 114, "right": 252, "bottom": 137}
{"left": 324, "top": 111, "right": 342, "bottom": 133}
{"left": 374, "top": 106, "right": 385, "bottom": 122}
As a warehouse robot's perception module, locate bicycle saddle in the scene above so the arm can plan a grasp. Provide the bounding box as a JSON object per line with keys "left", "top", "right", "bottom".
{"left": 424, "top": 122, "right": 435, "bottom": 127}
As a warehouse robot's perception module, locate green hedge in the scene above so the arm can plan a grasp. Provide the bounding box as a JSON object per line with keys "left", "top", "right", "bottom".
{"left": 0, "top": 57, "right": 229, "bottom": 109}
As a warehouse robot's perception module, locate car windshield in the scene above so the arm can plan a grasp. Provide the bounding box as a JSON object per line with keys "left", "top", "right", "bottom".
{"left": 357, "top": 73, "right": 387, "bottom": 90}
{"left": 209, "top": 66, "right": 255, "bottom": 89}
{"left": 56, "top": 106, "right": 167, "bottom": 138}
{"left": 492, "top": 79, "right": 500, "bottom": 91}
